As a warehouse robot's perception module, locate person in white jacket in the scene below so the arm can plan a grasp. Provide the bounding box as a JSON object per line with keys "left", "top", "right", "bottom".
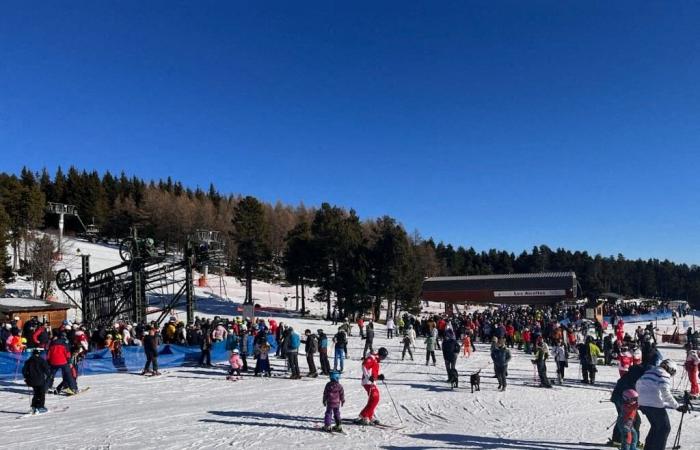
{"left": 386, "top": 318, "right": 395, "bottom": 339}
{"left": 635, "top": 359, "right": 687, "bottom": 450}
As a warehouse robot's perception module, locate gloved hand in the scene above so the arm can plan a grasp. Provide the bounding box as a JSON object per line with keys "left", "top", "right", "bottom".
{"left": 677, "top": 405, "right": 689, "bottom": 413}
{"left": 323, "top": 401, "right": 327, "bottom": 406}
{"left": 368, "top": 375, "right": 375, "bottom": 382}
{"left": 378, "top": 374, "right": 385, "bottom": 381}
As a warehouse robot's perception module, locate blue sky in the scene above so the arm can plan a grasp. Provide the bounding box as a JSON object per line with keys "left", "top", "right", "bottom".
{"left": 1, "top": 2, "right": 699, "bottom": 264}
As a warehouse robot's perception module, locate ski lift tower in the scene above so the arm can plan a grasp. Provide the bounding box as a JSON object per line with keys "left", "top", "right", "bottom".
{"left": 46, "top": 202, "right": 88, "bottom": 259}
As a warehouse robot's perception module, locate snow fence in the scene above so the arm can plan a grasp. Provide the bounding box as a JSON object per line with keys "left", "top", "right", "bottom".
{"left": 0, "top": 334, "right": 277, "bottom": 381}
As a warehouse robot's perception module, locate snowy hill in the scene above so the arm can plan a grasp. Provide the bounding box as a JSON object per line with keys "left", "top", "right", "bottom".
{"left": 3, "top": 239, "right": 699, "bottom": 449}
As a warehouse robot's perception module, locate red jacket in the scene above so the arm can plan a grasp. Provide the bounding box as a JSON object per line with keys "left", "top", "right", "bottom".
{"left": 47, "top": 340, "right": 71, "bottom": 366}
{"left": 361, "top": 354, "right": 381, "bottom": 386}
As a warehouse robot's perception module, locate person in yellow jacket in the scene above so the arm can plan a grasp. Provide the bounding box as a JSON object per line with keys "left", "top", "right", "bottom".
{"left": 578, "top": 336, "right": 602, "bottom": 384}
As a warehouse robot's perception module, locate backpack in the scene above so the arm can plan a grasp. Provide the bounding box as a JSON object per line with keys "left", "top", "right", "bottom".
{"left": 335, "top": 331, "right": 347, "bottom": 345}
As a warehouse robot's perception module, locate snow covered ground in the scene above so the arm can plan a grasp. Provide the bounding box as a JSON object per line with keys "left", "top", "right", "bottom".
{"left": 1, "top": 316, "right": 698, "bottom": 450}
{"left": 2, "top": 239, "right": 699, "bottom": 449}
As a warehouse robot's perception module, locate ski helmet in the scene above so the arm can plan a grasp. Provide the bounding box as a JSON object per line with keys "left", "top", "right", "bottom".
{"left": 329, "top": 370, "right": 341, "bottom": 382}
{"left": 660, "top": 359, "right": 678, "bottom": 376}
{"left": 232, "top": 348, "right": 239, "bottom": 354}
{"left": 377, "top": 347, "right": 389, "bottom": 360}
{"left": 622, "top": 389, "right": 639, "bottom": 403}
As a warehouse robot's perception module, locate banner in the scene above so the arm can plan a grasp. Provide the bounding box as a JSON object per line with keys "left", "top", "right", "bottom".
{"left": 0, "top": 334, "right": 277, "bottom": 381}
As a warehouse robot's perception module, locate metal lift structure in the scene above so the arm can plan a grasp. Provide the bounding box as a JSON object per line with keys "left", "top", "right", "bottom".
{"left": 55, "top": 229, "right": 228, "bottom": 329}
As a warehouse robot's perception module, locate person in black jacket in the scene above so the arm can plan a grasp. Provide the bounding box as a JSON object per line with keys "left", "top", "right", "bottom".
{"left": 22, "top": 348, "right": 51, "bottom": 413}
{"left": 141, "top": 327, "right": 160, "bottom": 376}
{"left": 441, "top": 329, "right": 460, "bottom": 382}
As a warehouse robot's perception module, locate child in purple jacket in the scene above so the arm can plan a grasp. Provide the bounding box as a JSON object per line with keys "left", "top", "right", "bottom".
{"left": 322, "top": 370, "right": 345, "bottom": 432}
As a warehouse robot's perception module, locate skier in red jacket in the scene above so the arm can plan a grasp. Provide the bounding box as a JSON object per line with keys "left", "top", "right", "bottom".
{"left": 46, "top": 334, "right": 78, "bottom": 395}
{"left": 356, "top": 347, "right": 388, "bottom": 425}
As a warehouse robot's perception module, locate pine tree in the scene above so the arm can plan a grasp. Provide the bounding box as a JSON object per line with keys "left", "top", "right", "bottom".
{"left": 231, "top": 196, "right": 272, "bottom": 303}
{"left": 0, "top": 204, "right": 13, "bottom": 289}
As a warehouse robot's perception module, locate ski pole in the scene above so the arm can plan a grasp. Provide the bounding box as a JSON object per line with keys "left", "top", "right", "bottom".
{"left": 382, "top": 379, "right": 404, "bottom": 424}
{"left": 605, "top": 418, "right": 618, "bottom": 430}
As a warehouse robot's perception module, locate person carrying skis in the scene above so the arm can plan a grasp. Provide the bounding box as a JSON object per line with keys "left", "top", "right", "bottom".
{"left": 636, "top": 359, "right": 687, "bottom": 450}
{"left": 357, "top": 347, "right": 388, "bottom": 425}
{"left": 684, "top": 343, "right": 699, "bottom": 398}
{"left": 23, "top": 348, "right": 51, "bottom": 414}
{"left": 322, "top": 370, "right": 345, "bottom": 432}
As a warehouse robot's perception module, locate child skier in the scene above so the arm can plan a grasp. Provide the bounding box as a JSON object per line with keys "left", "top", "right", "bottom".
{"left": 462, "top": 333, "right": 472, "bottom": 358}
{"left": 322, "top": 370, "right": 345, "bottom": 432}
{"left": 357, "top": 347, "right": 388, "bottom": 425}
{"left": 227, "top": 349, "right": 243, "bottom": 381}
{"left": 254, "top": 342, "right": 272, "bottom": 377}
{"left": 618, "top": 389, "right": 640, "bottom": 450}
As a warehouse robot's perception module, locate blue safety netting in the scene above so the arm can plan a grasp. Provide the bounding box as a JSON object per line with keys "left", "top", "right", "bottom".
{"left": 603, "top": 311, "right": 672, "bottom": 324}
{"left": 0, "top": 334, "right": 276, "bottom": 381}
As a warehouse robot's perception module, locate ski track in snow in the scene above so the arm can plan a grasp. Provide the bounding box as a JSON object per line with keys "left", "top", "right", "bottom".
{"left": 2, "top": 239, "right": 699, "bottom": 449}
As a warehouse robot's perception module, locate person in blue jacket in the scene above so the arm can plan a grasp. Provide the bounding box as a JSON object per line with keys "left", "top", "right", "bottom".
{"left": 285, "top": 327, "right": 301, "bottom": 379}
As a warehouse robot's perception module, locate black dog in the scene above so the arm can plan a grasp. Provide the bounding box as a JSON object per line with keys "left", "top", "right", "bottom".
{"left": 447, "top": 368, "right": 459, "bottom": 389}
{"left": 470, "top": 369, "right": 481, "bottom": 393}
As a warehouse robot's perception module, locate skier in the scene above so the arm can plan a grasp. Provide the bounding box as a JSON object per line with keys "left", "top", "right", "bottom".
{"left": 141, "top": 326, "right": 160, "bottom": 376}
{"left": 684, "top": 343, "right": 699, "bottom": 398}
{"left": 318, "top": 329, "right": 331, "bottom": 376}
{"left": 23, "top": 348, "right": 51, "bottom": 414}
{"left": 636, "top": 359, "right": 687, "bottom": 450}
{"left": 304, "top": 329, "right": 319, "bottom": 377}
{"left": 401, "top": 332, "right": 414, "bottom": 361}
{"left": 618, "top": 345, "right": 633, "bottom": 378}
{"left": 491, "top": 337, "right": 511, "bottom": 391}
{"left": 610, "top": 362, "right": 646, "bottom": 447}
{"left": 240, "top": 328, "right": 249, "bottom": 372}
{"left": 47, "top": 332, "right": 78, "bottom": 394}
{"left": 357, "top": 347, "right": 388, "bottom": 425}
{"left": 199, "top": 326, "right": 213, "bottom": 367}
{"left": 322, "top": 370, "right": 345, "bottom": 432}
{"left": 618, "top": 389, "right": 640, "bottom": 450}
{"left": 227, "top": 348, "right": 243, "bottom": 380}
{"left": 333, "top": 328, "right": 347, "bottom": 372}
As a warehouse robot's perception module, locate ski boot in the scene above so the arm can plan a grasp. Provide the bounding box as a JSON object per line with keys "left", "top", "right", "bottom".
{"left": 332, "top": 424, "right": 343, "bottom": 433}
{"left": 322, "top": 425, "right": 332, "bottom": 432}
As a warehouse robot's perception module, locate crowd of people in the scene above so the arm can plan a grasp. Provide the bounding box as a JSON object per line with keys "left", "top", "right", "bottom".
{"left": 5, "top": 303, "right": 700, "bottom": 448}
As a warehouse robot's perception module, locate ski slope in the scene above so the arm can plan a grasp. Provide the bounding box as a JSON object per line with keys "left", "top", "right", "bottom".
{"left": 2, "top": 239, "right": 699, "bottom": 449}
{"left": 1, "top": 316, "right": 698, "bottom": 450}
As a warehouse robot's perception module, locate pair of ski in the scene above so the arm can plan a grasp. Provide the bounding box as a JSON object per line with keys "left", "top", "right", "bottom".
{"left": 17, "top": 406, "right": 70, "bottom": 419}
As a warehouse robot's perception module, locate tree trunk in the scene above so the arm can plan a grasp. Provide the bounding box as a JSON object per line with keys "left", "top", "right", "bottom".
{"left": 245, "top": 266, "right": 253, "bottom": 303}
{"left": 326, "top": 285, "right": 331, "bottom": 320}
{"left": 301, "top": 278, "right": 306, "bottom": 316}
{"left": 386, "top": 299, "right": 393, "bottom": 321}
{"left": 295, "top": 284, "right": 299, "bottom": 311}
